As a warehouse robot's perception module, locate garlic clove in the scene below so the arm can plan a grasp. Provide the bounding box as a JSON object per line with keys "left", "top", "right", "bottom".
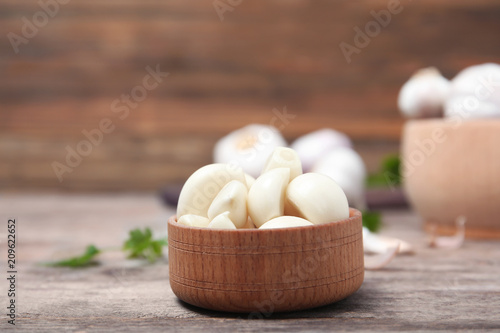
{"left": 311, "top": 147, "right": 367, "bottom": 210}
{"left": 364, "top": 244, "right": 400, "bottom": 270}
{"left": 177, "top": 214, "right": 210, "bottom": 228}
{"left": 244, "top": 173, "right": 256, "bottom": 189}
{"left": 290, "top": 129, "right": 352, "bottom": 172}
{"left": 362, "top": 227, "right": 413, "bottom": 254}
{"left": 259, "top": 216, "right": 313, "bottom": 229}
{"left": 207, "top": 211, "right": 237, "bottom": 230}
{"left": 248, "top": 168, "right": 290, "bottom": 228}
{"left": 213, "top": 124, "right": 288, "bottom": 178}
{"left": 207, "top": 180, "right": 248, "bottom": 228}
{"left": 398, "top": 67, "right": 450, "bottom": 118}
{"left": 285, "top": 173, "right": 349, "bottom": 225}
{"left": 261, "top": 147, "right": 303, "bottom": 180}
{"left": 444, "top": 63, "right": 500, "bottom": 119}
{"left": 177, "top": 163, "right": 246, "bottom": 218}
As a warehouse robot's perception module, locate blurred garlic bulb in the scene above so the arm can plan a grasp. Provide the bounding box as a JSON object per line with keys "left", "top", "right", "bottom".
{"left": 398, "top": 67, "right": 450, "bottom": 118}
{"left": 213, "top": 124, "right": 287, "bottom": 178}
{"left": 312, "top": 147, "right": 367, "bottom": 210}
{"left": 290, "top": 129, "right": 352, "bottom": 172}
{"left": 444, "top": 63, "right": 500, "bottom": 119}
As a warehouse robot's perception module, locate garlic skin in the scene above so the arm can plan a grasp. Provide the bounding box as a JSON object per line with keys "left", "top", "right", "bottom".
{"left": 398, "top": 67, "right": 450, "bottom": 118}
{"left": 177, "top": 214, "right": 210, "bottom": 228}
{"left": 261, "top": 147, "right": 303, "bottom": 180}
{"left": 285, "top": 173, "right": 349, "bottom": 225}
{"left": 444, "top": 63, "right": 500, "bottom": 119}
{"left": 248, "top": 168, "right": 290, "bottom": 228}
{"left": 312, "top": 147, "right": 367, "bottom": 210}
{"left": 213, "top": 124, "right": 288, "bottom": 178}
{"left": 207, "top": 180, "right": 248, "bottom": 228}
{"left": 177, "top": 164, "right": 246, "bottom": 218}
{"left": 259, "top": 216, "right": 313, "bottom": 229}
{"left": 207, "top": 211, "right": 237, "bottom": 230}
{"left": 290, "top": 129, "right": 352, "bottom": 172}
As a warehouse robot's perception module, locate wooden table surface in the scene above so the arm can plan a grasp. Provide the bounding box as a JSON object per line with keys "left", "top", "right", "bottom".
{"left": 1, "top": 193, "right": 499, "bottom": 332}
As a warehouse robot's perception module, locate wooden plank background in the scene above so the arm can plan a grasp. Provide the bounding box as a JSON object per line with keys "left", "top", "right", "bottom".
{"left": 1, "top": 0, "right": 500, "bottom": 191}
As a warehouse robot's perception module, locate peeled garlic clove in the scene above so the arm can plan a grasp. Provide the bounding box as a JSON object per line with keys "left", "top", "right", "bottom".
{"left": 398, "top": 67, "right": 450, "bottom": 118}
{"left": 177, "top": 214, "right": 210, "bottom": 228}
{"left": 207, "top": 211, "right": 237, "bottom": 230}
{"left": 312, "top": 147, "right": 367, "bottom": 210}
{"left": 261, "top": 147, "right": 303, "bottom": 180}
{"left": 285, "top": 173, "right": 349, "bottom": 224}
{"left": 177, "top": 163, "right": 246, "bottom": 218}
{"left": 244, "top": 173, "right": 256, "bottom": 189}
{"left": 248, "top": 168, "right": 290, "bottom": 228}
{"left": 444, "top": 63, "right": 500, "bottom": 119}
{"left": 207, "top": 180, "right": 248, "bottom": 228}
{"left": 290, "top": 129, "right": 352, "bottom": 172}
{"left": 259, "top": 216, "right": 313, "bottom": 229}
{"left": 213, "top": 124, "right": 287, "bottom": 178}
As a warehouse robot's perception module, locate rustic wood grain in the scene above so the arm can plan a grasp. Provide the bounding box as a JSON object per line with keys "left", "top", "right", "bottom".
{"left": 1, "top": 0, "right": 500, "bottom": 191}
{"left": 0, "top": 194, "right": 499, "bottom": 331}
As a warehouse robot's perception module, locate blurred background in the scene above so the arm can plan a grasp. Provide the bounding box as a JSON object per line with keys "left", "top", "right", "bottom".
{"left": 1, "top": 0, "right": 500, "bottom": 192}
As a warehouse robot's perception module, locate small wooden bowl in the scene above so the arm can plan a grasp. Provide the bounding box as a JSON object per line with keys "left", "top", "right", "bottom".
{"left": 167, "top": 209, "right": 364, "bottom": 313}
{"left": 402, "top": 119, "right": 500, "bottom": 239}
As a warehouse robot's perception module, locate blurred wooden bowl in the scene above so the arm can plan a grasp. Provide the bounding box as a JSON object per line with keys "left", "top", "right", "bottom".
{"left": 167, "top": 209, "right": 364, "bottom": 313}
{"left": 402, "top": 119, "right": 500, "bottom": 239}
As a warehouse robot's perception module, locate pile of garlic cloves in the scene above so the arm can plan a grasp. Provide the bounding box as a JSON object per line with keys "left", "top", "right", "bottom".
{"left": 177, "top": 147, "right": 350, "bottom": 230}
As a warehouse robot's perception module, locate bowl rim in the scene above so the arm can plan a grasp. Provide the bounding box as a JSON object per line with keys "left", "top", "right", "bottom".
{"left": 168, "top": 208, "right": 361, "bottom": 233}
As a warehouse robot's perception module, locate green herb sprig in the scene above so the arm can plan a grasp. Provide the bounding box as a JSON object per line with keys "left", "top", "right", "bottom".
{"left": 44, "top": 228, "right": 167, "bottom": 268}
{"left": 366, "top": 154, "right": 401, "bottom": 188}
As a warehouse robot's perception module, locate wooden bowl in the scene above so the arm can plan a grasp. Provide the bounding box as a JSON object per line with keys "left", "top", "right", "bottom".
{"left": 402, "top": 119, "right": 500, "bottom": 239}
{"left": 167, "top": 209, "right": 364, "bottom": 313}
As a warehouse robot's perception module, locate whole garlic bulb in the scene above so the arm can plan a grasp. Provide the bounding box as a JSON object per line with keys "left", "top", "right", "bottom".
{"left": 290, "top": 129, "right": 352, "bottom": 172}
{"left": 444, "top": 63, "right": 500, "bottom": 119}
{"left": 311, "top": 147, "right": 367, "bottom": 210}
{"left": 398, "top": 67, "right": 450, "bottom": 118}
{"left": 213, "top": 124, "right": 287, "bottom": 178}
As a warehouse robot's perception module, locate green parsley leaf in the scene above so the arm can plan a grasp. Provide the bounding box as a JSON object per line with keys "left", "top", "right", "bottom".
{"left": 45, "top": 245, "right": 101, "bottom": 268}
{"left": 362, "top": 210, "right": 382, "bottom": 233}
{"left": 366, "top": 154, "right": 401, "bottom": 188}
{"left": 122, "top": 228, "right": 168, "bottom": 263}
